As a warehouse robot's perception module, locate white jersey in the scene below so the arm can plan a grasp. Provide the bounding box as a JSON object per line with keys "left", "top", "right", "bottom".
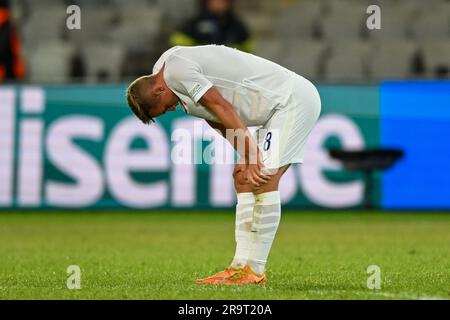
{"left": 152, "top": 45, "right": 298, "bottom": 126}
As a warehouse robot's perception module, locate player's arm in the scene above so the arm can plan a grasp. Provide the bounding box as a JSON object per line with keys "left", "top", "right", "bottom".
{"left": 205, "top": 120, "right": 226, "bottom": 137}
{"left": 205, "top": 120, "right": 247, "bottom": 185}
{"left": 200, "top": 87, "right": 269, "bottom": 186}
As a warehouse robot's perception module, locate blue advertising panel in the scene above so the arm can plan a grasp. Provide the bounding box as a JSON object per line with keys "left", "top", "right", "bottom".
{"left": 381, "top": 81, "right": 450, "bottom": 209}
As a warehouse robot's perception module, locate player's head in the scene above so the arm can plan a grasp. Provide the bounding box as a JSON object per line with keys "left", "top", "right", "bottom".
{"left": 126, "top": 73, "right": 178, "bottom": 124}
{"left": 204, "top": 0, "right": 234, "bottom": 16}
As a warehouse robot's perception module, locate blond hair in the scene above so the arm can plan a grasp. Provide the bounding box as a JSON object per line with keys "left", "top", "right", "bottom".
{"left": 126, "top": 75, "right": 156, "bottom": 125}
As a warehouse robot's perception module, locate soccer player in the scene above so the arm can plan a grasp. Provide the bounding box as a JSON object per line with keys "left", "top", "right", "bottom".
{"left": 126, "top": 45, "right": 321, "bottom": 285}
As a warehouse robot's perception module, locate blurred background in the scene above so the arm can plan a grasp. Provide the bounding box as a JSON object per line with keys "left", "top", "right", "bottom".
{"left": 0, "top": 0, "right": 449, "bottom": 210}
{"left": 3, "top": 0, "right": 449, "bottom": 84}
{"left": 2, "top": 1, "right": 450, "bottom": 301}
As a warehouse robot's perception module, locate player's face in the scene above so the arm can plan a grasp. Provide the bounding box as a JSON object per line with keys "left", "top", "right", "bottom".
{"left": 139, "top": 82, "right": 178, "bottom": 118}
{"left": 148, "top": 103, "right": 177, "bottom": 118}
{"left": 207, "top": 0, "right": 231, "bottom": 15}
{"left": 147, "top": 89, "right": 179, "bottom": 118}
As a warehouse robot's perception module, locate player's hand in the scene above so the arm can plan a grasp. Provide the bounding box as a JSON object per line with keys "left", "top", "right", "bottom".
{"left": 233, "top": 163, "right": 248, "bottom": 185}
{"left": 245, "top": 161, "right": 270, "bottom": 187}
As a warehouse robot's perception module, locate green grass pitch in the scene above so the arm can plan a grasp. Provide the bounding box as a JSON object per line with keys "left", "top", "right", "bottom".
{"left": 0, "top": 211, "right": 449, "bottom": 300}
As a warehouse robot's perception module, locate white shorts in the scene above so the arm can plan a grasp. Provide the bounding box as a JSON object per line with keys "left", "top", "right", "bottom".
{"left": 254, "top": 74, "right": 321, "bottom": 172}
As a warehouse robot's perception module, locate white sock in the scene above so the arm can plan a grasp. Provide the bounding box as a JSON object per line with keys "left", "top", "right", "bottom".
{"left": 230, "top": 192, "right": 255, "bottom": 269}
{"left": 248, "top": 191, "right": 281, "bottom": 275}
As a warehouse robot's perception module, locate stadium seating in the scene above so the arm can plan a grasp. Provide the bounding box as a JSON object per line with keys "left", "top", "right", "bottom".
{"left": 254, "top": 39, "right": 284, "bottom": 64}
{"left": 273, "top": 0, "right": 324, "bottom": 39}
{"left": 369, "top": 40, "right": 418, "bottom": 80}
{"left": 422, "top": 41, "right": 450, "bottom": 78}
{"left": 324, "top": 41, "right": 371, "bottom": 82}
{"left": 66, "top": 8, "right": 119, "bottom": 44}
{"left": 156, "top": 0, "right": 197, "bottom": 23}
{"left": 366, "top": 2, "right": 417, "bottom": 41}
{"left": 82, "top": 42, "right": 126, "bottom": 82}
{"left": 281, "top": 41, "right": 328, "bottom": 80}
{"left": 412, "top": 9, "right": 450, "bottom": 40}
{"left": 12, "top": 0, "right": 450, "bottom": 82}
{"left": 22, "top": 6, "right": 67, "bottom": 47}
{"left": 321, "top": 2, "right": 367, "bottom": 41}
{"left": 109, "top": 8, "right": 162, "bottom": 50}
{"left": 27, "top": 40, "right": 76, "bottom": 84}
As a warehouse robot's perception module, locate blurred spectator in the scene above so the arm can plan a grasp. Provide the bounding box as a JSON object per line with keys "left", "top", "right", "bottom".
{"left": 0, "top": 0, "right": 25, "bottom": 82}
{"left": 169, "top": 0, "right": 253, "bottom": 52}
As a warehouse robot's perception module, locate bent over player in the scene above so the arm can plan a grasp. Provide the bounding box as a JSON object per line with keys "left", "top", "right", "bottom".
{"left": 126, "top": 45, "right": 321, "bottom": 285}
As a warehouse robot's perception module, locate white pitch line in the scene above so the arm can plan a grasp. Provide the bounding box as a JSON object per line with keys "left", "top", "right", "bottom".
{"left": 303, "top": 290, "right": 447, "bottom": 300}
{"left": 188, "top": 286, "right": 448, "bottom": 300}
{"left": 368, "top": 291, "right": 445, "bottom": 300}
{"left": 188, "top": 287, "right": 448, "bottom": 300}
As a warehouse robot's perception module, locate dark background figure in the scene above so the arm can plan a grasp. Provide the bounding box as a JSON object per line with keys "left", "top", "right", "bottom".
{"left": 169, "top": 0, "right": 253, "bottom": 52}
{"left": 0, "top": 0, "right": 25, "bottom": 82}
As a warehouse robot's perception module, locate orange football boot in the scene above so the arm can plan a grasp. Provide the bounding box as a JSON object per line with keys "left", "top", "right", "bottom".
{"left": 195, "top": 267, "right": 242, "bottom": 284}
{"left": 215, "top": 265, "right": 266, "bottom": 285}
